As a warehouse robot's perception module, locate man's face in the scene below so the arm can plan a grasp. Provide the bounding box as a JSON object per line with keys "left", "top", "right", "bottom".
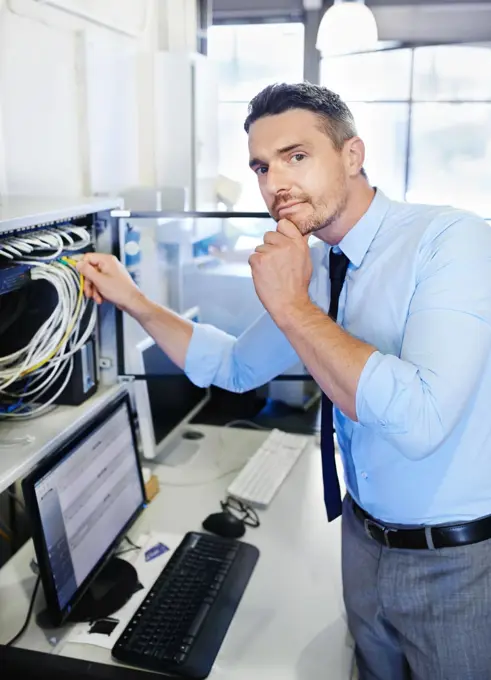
{"left": 248, "top": 109, "right": 352, "bottom": 237}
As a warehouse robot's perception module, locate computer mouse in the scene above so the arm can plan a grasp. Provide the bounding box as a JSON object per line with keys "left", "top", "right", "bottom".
{"left": 202, "top": 511, "right": 245, "bottom": 539}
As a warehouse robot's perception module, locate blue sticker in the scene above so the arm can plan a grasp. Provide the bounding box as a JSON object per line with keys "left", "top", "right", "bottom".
{"left": 145, "top": 542, "right": 169, "bottom": 562}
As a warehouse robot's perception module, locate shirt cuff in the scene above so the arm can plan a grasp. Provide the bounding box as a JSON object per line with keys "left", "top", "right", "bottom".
{"left": 355, "top": 350, "right": 417, "bottom": 433}
{"left": 184, "top": 322, "right": 234, "bottom": 388}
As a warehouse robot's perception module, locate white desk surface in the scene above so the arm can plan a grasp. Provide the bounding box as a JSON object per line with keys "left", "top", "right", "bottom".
{"left": 0, "top": 424, "right": 353, "bottom": 679}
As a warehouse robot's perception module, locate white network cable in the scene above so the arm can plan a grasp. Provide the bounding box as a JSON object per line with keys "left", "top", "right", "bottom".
{"left": 0, "top": 224, "right": 96, "bottom": 418}
{"left": 0, "top": 224, "right": 91, "bottom": 261}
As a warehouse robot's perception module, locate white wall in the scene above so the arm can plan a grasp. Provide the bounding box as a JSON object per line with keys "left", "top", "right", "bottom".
{"left": 0, "top": 0, "right": 198, "bottom": 198}
{"left": 158, "top": 0, "right": 198, "bottom": 52}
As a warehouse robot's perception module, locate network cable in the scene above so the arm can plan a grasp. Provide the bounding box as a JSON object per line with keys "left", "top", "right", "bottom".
{"left": 0, "top": 225, "right": 91, "bottom": 261}
{"left": 0, "top": 224, "right": 96, "bottom": 418}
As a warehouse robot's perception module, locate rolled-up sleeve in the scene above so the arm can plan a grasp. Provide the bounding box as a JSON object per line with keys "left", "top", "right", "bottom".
{"left": 185, "top": 310, "right": 300, "bottom": 393}
{"left": 185, "top": 243, "right": 327, "bottom": 393}
{"left": 185, "top": 322, "right": 237, "bottom": 388}
{"left": 356, "top": 216, "right": 491, "bottom": 460}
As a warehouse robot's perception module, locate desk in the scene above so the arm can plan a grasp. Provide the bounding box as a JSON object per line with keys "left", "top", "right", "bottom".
{"left": 0, "top": 424, "right": 353, "bottom": 679}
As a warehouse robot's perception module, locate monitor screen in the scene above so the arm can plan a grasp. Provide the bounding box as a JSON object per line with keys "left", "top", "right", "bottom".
{"left": 132, "top": 307, "right": 209, "bottom": 460}
{"left": 23, "top": 393, "right": 145, "bottom": 621}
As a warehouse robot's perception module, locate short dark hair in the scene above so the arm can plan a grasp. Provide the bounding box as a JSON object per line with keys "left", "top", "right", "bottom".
{"left": 244, "top": 83, "right": 366, "bottom": 177}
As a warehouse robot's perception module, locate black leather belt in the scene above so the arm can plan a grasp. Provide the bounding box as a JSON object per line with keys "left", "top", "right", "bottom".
{"left": 349, "top": 496, "right": 491, "bottom": 550}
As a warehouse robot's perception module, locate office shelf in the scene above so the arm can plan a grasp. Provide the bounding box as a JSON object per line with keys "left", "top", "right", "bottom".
{"left": 0, "top": 196, "right": 121, "bottom": 235}
{"left": 0, "top": 384, "right": 126, "bottom": 494}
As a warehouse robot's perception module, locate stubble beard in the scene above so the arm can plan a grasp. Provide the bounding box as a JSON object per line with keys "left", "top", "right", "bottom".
{"left": 296, "top": 189, "right": 349, "bottom": 237}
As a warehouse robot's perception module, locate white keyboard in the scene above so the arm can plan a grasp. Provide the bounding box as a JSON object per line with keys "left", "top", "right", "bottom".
{"left": 226, "top": 428, "right": 310, "bottom": 509}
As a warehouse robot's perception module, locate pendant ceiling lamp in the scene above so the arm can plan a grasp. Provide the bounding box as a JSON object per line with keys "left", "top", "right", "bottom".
{"left": 316, "top": 0, "right": 378, "bottom": 56}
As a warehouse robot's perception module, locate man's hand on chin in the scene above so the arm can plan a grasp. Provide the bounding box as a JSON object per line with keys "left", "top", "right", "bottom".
{"left": 248, "top": 218, "right": 313, "bottom": 325}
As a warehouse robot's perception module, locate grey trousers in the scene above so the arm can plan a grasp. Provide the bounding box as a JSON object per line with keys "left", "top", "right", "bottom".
{"left": 342, "top": 496, "right": 491, "bottom": 680}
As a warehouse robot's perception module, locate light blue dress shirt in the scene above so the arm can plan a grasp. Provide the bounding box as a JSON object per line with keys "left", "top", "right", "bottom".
{"left": 185, "top": 189, "right": 491, "bottom": 525}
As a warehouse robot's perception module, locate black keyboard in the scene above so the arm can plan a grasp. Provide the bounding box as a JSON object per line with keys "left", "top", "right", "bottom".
{"left": 112, "top": 531, "right": 259, "bottom": 679}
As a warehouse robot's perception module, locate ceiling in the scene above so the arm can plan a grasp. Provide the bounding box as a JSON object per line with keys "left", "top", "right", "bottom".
{"left": 212, "top": 1, "right": 491, "bottom": 43}
{"left": 213, "top": 0, "right": 491, "bottom": 18}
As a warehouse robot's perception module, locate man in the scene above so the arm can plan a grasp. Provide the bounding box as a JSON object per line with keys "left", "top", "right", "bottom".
{"left": 78, "top": 83, "right": 491, "bottom": 679}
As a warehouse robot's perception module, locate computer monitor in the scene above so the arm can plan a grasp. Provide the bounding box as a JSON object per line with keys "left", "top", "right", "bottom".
{"left": 131, "top": 306, "right": 210, "bottom": 462}
{"left": 22, "top": 392, "right": 146, "bottom": 626}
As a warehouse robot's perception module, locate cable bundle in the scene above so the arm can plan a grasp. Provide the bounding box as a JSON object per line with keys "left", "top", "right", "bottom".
{"left": 0, "top": 224, "right": 91, "bottom": 261}
{"left": 0, "top": 224, "right": 96, "bottom": 419}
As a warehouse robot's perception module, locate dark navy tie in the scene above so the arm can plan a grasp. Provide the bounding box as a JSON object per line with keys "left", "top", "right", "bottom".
{"left": 321, "top": 249, "right": 349, "bottom": 521}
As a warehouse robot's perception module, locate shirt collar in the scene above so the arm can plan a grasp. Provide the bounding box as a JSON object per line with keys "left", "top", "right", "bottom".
{"left": 331, "top": 188, "right": 391, "bottom": 268}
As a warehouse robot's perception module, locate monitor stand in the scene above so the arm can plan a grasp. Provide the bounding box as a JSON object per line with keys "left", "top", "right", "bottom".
{"left": 37, "top": 557, "right": 140, "bottom": 627}
{"left": 156, "top": 428, "right": 205, "bottom": 467}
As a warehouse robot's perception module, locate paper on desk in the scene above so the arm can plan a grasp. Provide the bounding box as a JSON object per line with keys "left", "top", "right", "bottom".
{"left": 60, "top": 531, "right": 184, "bottom": 651}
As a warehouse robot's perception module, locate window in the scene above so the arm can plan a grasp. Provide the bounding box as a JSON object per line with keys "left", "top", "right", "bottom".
{"left": 408, "top": 46, "right": 491, "bottom": 215}
{"left": 349, "top": 102, "right": 409, "bottom": 202}
{"left": 322, "top": 45, "right": 491, "bottom": 217}
{"left": 208, "top": 23, "right": 305, "bottom": 211}
{"left": 321, "top": 49, "right": 412, "bottom": 102}
{"left": 412, "top": 46, "right": 491, "bottom": 101}
{"left": 321, "top": 49, "right": 412, "bottom": 201}
{"left": 407, "top": 103, "right": 491, "bottom": 215}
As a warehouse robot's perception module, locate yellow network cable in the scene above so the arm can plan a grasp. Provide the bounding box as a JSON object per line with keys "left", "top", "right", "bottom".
{"left": 21, "top": 257, "right": 85, "bottom": 376}
{"left": 61, "top": 256, "right": 79, "bottom": 267}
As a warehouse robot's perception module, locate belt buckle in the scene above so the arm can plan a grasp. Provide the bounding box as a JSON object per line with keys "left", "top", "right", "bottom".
{"left": 364, "top": 517, "right": 395, "bottom": 548}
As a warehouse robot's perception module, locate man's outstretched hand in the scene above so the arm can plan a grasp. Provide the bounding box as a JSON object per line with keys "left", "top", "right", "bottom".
{"left": 76, "top": 252, "right": 145, "bottom": 314}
